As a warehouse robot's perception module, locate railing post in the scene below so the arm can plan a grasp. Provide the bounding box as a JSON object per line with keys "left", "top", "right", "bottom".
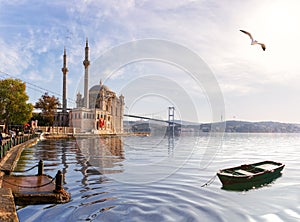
{"left": 2, "top": 143, "right": 6, "bottom": 157}
{"left": 38, "top": 160, "right": 44, "bottom": 175}
{"left": 6, "top": 141, "right": 9, "bottom": 152}
{"left": 54, "top": 170, "right": 64, "bottom": 193}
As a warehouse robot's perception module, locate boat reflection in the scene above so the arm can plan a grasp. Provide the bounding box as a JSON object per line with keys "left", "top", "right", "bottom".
{"left": 221, "top": 172, "right": 283, "bottom": 191}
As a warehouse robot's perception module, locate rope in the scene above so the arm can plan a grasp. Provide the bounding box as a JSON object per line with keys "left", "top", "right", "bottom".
{"left": 201, "top": 174, "right": 217, "bottom": 187}
{"left": 0, "top": 164, "right": 54, "bottom": 173}
{"left": 0, "top": 167, "right": 9, "bottom": 172}
{"left": 2, "top": 176, "right": 56, "bottom": 189}
{"left": 0, "top": 164, "right": 38, "bottom": 173}
{"left": 13, "top": 164, "right": 38, "bottom": 173}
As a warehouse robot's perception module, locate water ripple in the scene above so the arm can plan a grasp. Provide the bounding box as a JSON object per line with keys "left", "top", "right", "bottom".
{"left": 15, "top": 134, "right": 300, "bottom": 221}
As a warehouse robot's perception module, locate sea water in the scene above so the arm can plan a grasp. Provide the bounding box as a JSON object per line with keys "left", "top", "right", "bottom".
{"left": 15, "top": 133, "right": 300, "bottom": 221}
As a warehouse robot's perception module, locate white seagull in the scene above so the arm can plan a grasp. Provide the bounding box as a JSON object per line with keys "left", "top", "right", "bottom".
{"left": 240, "top": 30, "right": 266, "bottom": 51}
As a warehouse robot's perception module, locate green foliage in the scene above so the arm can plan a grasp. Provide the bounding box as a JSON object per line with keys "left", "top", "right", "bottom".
{"left": 31, "top": 113, "right": 47, "bottom": 126}
{"left": 0, "top": 78, "right": 33, "bottom": 132}
{"left": 35, "top": 92, "right": 61, "bottom": 126}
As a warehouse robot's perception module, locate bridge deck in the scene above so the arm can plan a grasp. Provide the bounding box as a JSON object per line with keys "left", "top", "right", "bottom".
{"left": 124, "top": 114, "right": 181, "bottom": 125}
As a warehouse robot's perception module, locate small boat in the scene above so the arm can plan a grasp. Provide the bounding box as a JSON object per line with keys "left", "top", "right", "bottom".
{"left": 217, "top": 160, "right": 285, "bottom": 190}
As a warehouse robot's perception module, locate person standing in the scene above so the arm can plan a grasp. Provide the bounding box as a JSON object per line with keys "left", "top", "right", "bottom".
{"left": 0, "top": 131, "right": 3, "bottom": 147}
{"left": 11, "top": 131, "right": 15, "bottom": 146}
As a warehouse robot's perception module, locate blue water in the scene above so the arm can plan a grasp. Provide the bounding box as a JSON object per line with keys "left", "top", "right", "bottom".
{"left": 15, "top": 133, "right": 300, "bottom": 221}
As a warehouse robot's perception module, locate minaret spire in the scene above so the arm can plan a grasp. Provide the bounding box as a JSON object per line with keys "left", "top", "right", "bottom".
{"left": 83, "top": 38, "right": 90, "bottom": 108}
{"left": 62, "top": 47, "right": 68, "bottom": 113}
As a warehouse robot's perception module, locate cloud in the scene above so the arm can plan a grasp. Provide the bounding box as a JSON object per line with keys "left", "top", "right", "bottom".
{"left": 0, "top": 38, "right": 31, "bottom": 76}
{"left": 1, "top": 0, "right": 300, "bottom": 122}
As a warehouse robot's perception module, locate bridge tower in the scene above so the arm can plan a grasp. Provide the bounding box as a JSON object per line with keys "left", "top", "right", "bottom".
{"left": 168, "top": 107, "right": 175, "bottom": 136}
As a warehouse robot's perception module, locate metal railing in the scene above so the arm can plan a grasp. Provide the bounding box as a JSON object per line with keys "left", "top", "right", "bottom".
{"left": 0, "top": 134, "right": 37, "bottom": 160}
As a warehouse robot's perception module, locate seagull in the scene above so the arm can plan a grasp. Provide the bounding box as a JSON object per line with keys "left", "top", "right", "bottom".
{"left": 240, "top": 30, "right": 266, "bottom": 51}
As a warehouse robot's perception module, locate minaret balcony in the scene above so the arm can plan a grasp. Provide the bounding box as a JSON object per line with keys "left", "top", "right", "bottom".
{"left": 62, "top": 67, "right": 68, "bottom": 73}
{"left": 83, "top": 60, "right": 90, "bottom": 67}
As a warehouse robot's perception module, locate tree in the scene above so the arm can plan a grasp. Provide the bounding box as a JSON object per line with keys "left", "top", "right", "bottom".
{"left": 35, "top": 92, "right": 61, "bottom": 126}
{"left": 0, "top": 78, "right": 33, "bottom": 133}
{"left": 30, "top": 112, "right": 47, "bottom": 126}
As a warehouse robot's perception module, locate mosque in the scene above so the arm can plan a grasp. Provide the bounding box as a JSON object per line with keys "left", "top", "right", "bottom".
{"left": 55, "top": 39, "right": 125, "bottom": 134}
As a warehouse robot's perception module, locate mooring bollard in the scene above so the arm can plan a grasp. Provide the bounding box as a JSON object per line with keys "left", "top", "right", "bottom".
{"left": 38, "top": 160, "right": 44, "bottom": 175}
{"left": 54, "top": 170, "right": 64, "bottom": 192}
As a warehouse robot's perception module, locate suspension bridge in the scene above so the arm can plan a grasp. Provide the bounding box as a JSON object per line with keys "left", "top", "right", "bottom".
{"left": 124, "top": 107, "right": 181, "bottom": 136}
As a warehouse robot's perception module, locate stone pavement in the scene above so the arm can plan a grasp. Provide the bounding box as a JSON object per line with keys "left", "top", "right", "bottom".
{"left": 0, "top": 188, "right": 18, "bottom": 222}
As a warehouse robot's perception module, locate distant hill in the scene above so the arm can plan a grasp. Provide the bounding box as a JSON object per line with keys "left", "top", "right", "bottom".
{"left": 124, "top": 120, "right": 300, "bottom": 133}
{"left": 223, "top": 120, "right": 300, "bottom": 133}
{"left": 181, "top": 120, "right": 300, "bottom": 133}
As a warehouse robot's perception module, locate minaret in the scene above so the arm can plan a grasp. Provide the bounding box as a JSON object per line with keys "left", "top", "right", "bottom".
{"left": 61, "top": 47, "right": 68, "bottom": 113}
{"left": 83, "top": 38, "right": 90, "bottom": 108}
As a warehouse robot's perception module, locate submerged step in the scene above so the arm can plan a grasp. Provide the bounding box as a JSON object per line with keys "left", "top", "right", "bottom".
{"left": 2, "top": 174, "right": 71, "bottom": 205}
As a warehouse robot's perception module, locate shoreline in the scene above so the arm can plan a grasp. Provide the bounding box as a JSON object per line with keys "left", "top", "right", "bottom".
{"left": 43, "top": 132, "right": 150, "bottom": 139}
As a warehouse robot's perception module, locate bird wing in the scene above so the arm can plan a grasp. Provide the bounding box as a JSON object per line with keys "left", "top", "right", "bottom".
{"left": 257, "top": 43, "right": 266, "bottom": 51}
{"left": 240, "top": 30, "right": 253, "bottom": 41}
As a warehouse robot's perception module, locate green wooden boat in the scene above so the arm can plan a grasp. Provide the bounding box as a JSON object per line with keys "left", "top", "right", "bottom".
{"left": 217, "top": 160, "right": 284, "bottom": 190}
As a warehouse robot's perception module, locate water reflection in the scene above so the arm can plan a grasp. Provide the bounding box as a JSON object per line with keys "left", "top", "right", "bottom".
{"left": 76, "top": 136, "right": 124, "bottom": 176}
{"left": 15, "top": 136, "right": 124, "bottom": 194}
{"left": 16, "top": 134, "right": 300, "bottom": 222}
{"left": 15, "top": 137, "right": 124, "bottom": 221}
{"left": 221, "top": 173, "right": 283, "bottom": 192}
{"left": 167, "top": 135, "right": 175, "bottom": 157}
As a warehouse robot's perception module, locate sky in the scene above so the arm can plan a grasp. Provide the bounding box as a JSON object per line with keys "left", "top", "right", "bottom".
{"left": 1, "top": 0, "right": 300, "bottom": 123}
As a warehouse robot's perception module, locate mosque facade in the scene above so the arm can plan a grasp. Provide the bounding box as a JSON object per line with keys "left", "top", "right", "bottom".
{"left": 56, "top": 39, "right": 125, "bottom": 134}
{"left": 72, "top": 80, "right": 125, "bottom": 134}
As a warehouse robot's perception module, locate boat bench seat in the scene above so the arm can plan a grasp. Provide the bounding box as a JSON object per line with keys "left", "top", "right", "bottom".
{"left": 254, "top": 164, "right": 275, "bottom": 171}
{"left": 235, "top": 169, "right": 255, "bottom": 176}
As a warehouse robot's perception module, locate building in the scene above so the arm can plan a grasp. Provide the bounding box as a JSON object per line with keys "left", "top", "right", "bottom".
{"left": 69, "top": 39, "right": 125, "bottom": 134}
{"left": 72, "top": 80, "right": 125, "bottom": 134}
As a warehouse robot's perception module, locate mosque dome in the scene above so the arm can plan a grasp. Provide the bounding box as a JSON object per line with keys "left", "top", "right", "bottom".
{"left": 89, "top": 80, "right": 111, "bottom": 94}
{"left": 89, "top": 85, "right": 100, "bottom": 93}
{"left": 100, "top": 84, "right": 111, "bottom": 91}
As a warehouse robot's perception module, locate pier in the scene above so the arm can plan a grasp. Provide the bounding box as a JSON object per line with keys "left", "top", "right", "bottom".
{"left": 2, "top": 168, "right": 70, "bottom": 205}
{"left": 0, "top": 135, "right": 70, "bottom": 222}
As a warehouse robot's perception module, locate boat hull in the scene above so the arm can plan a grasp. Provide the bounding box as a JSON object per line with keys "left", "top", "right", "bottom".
{"left": 217, "top": 161, "right": 284, "bottom": 190}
